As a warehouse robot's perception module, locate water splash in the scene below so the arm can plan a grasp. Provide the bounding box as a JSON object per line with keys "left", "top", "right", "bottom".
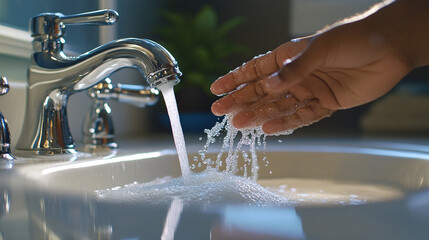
{"left": 95, "top": 168, "right": 290, "bottom": 207}
{"left": 193, "top": 94, "right": 314, "bottom": 180}
{"left": 94, "top": 86, "right": 403, "bottom": 207}
{"left": 193, "top": 116, "right": 267, "bottom": 181}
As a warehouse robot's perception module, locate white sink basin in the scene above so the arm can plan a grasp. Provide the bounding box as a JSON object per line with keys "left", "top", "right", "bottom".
{"left": 19, "top": 142, "right": 429, "bottom": 197}
{"left": 12, "top": 139, "right": 429, "bottom": 239}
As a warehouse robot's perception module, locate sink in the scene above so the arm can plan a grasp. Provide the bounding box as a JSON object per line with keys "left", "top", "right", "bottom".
{"left": 10, "top": 139, "right": 429, "bottom": 239}
{"left": 18, "top": 141, "right": 429, "bottom": 197}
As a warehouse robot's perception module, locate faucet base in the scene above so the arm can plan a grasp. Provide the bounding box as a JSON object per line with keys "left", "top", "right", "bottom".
{"left": 83, "top": 137, "right": 118, "bottom": 150}
{"left": 31, "top": 148, "right": 78, "bottom": 155}
{"left": 0, "top": 153, "right": 14, "bottom": 169}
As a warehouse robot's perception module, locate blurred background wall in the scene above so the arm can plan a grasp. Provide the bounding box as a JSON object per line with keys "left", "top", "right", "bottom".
{"left": 1, "top": 0, "right": 429, "bottom": 141}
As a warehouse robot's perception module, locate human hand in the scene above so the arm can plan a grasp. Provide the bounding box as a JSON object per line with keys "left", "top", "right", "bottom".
{"left": 211, "top": 9, "right": 413, "bottom": 135}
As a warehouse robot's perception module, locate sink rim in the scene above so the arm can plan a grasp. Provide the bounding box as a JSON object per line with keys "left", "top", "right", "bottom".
{"left": 14, "top": 141, "right": 429, "bottom": 199}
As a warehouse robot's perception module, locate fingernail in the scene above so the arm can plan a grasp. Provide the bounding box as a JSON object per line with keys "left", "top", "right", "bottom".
{"left": 264, "top": 73, "right": 281, "bottom": 89}
{"left": 211, "top": 96, "right": 235, "bottom": 116}
{"left": 262, "top": 119, "right": 284, "bottom": 134}
{"left": 210, "top": 82, "right": 223, "bottom": 96}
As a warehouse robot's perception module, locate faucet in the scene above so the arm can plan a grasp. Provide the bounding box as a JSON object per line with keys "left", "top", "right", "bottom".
{"left": 83, "top": 77, "right": 159, "bottom": 149}
{"left": 0, "top": 77, "right": 15, "bottom": 166}
{"left": 16, "top": 10, "right": 182, "bottom": 154}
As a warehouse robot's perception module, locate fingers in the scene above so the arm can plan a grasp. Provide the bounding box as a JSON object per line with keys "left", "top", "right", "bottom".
{"left": 210, "top": 38, "right": 310, "bottom": 96}
{"left": 264, "top": 37, "right": 327, "bottom": 93}
{"left": 230, "top": 98, "right": 333, "bottom": 135}
{"left": 262, "top": 100, "right": 334, "bottom": 135}
{"left": 231, "top": 94, "right": 300, "bottom": 128}
{"left": 211, "top": 79, "right": 269, "bottom": 116}
{"left": 210, "top": 51, "right": 278, "bottom": 96}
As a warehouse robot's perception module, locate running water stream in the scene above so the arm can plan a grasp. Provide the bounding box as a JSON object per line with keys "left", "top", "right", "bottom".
{"left": 158, "top": 81, "right": 191, "bottom": 183}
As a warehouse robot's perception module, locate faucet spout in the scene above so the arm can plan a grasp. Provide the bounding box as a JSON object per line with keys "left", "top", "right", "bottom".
{"left": 17, "top": 38, "right": 181, "bottom": 153}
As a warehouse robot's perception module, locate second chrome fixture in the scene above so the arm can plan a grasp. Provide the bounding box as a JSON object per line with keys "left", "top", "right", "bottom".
{"left": 83, "top": 77, "right": 159, "bottom": 149}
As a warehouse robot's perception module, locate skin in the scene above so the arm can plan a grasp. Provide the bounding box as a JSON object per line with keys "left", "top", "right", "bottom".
{"left": 210, "top": 0, "right": 429, "bottom": 134}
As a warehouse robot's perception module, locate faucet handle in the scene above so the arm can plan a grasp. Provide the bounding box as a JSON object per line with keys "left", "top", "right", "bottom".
{"left": 83, "top": 78, "right": 159, "bottom": 149}
{"left": 30, "top": 9, "right": 118, "bottom": 39}
{"left": 0, "top": 77, "right": 10, "bottom": 95}
{"left": 0, "top": 77, "right": 14, "bottom": 165}
{"left": 60, "top": 9, "right": 119, "bottom": 26}
{"left": 89, "top": 78, "right": 159, "bottom": 108}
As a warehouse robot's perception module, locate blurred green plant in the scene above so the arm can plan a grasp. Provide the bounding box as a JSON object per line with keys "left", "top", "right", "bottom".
{"left": 158, "top": 5, "right": 248, "bottom": 96}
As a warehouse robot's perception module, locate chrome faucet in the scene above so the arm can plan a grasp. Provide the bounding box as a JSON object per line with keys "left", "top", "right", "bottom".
{"left": 0, "top": 77, "right": 15, "bottom": 166}
{"left": 83, "top": 77, "right": 159, "bottom": 149}
{"left": 16, "top": 10, "right": 181, "bottom": 154}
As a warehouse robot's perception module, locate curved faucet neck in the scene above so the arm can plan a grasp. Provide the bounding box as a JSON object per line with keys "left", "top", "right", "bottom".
{"left": 17, "top": 38, "right": 181, "bottom": 153}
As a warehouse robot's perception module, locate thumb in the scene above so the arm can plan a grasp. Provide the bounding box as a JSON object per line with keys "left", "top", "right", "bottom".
{"left": 264, "top": 39, "right": 326, "bottom": 93}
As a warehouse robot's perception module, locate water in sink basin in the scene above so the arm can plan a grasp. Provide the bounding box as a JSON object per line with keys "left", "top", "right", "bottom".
{"left": 94, "top": 168, "right": 289, "bottom": 207}
{"left": 94, "top": 167, "right": 405, "bottom": 207}
{"left": 259, "top": 178, "right": 404, "bottom": 206}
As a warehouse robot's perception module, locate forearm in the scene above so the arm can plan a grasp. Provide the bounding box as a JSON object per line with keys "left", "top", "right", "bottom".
{"left": 312, "top": 0, "right": 429, "bottom": 69}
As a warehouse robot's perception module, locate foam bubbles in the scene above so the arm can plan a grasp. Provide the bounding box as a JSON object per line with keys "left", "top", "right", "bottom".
{"left": 95, "top": 168, "right": 290, "bottom": 207}
{"left": 95, "top": 171, "right": 404, "bottom": 207}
